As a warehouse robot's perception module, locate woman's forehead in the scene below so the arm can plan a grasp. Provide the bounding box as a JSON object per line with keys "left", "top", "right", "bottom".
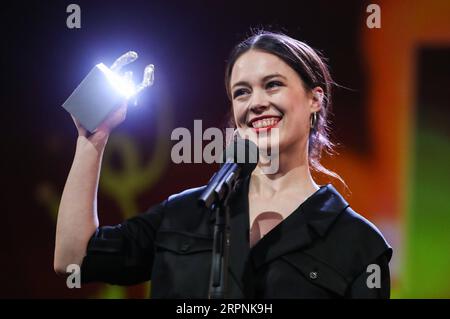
{"left": 230, "top": 50, "right": 294, "bottom": 84}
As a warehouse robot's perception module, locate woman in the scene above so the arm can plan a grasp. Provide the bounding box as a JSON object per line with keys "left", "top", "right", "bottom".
{"left": 54, "top": 30, "right": 392, "bottom": 298}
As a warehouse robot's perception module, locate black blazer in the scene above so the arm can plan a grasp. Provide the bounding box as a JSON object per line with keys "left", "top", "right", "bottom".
{"left": 81, "top": 177, "right": 393, "bottom": 298}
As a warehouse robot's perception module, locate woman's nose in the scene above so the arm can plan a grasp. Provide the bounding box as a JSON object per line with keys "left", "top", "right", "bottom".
{"left": 249, "top": 91, "right": 270, "bottom": 113}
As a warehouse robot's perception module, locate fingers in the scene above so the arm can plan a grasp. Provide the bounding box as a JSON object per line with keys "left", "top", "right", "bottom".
{"left": 109, "top": 53, "right": 154, "bottom": 100}
{"left": 110, "top": 51, "right": 138, "bottom": 72}
{"left": 135, "top": 64, "right": 155, "bottom": 95}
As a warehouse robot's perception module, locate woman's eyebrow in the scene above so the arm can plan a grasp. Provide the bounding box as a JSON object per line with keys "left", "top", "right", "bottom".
{"left": 262, "top": 73, "right": 287, "bottom": 82}
{"left": 231, "top": 73, "right": 287, "bottom": 90}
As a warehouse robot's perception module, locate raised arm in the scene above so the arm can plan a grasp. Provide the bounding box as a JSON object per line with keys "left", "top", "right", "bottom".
{"left": 54, "top": 105, "right": 127, "bottom": 276}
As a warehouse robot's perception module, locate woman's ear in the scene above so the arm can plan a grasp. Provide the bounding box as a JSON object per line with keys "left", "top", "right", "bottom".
{"left": 310, "top": 86, "right": 324, "bottom": 113}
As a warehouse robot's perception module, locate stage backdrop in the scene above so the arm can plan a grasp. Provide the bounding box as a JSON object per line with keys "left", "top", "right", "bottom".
{"left": 1, "top": 0, "right": 449, "bottom": 298}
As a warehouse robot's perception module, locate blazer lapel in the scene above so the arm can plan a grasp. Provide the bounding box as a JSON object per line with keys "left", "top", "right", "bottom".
{"left": 227, "top": 177, "right": 252, "bottom": 297}
{"left": 250, "top": 208, "right": 313, "bottom": 270}
{"left": 207, "top": 180, "right": 350, "bottom": 297}
{"left": 250, "top": 184, "right": 349, "bottom": 270}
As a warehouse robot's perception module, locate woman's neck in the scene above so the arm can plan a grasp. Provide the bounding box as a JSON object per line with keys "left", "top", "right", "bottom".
{"left": 250, "top": 147, "right": 319, "bottom": 198}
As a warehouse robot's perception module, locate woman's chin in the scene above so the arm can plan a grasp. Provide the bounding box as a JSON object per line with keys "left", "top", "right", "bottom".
{"left": 237, "top": 128, "right": 283, "bottom": 157}
{"left": 256, "top": 141, "right": 281, "bottom": 157}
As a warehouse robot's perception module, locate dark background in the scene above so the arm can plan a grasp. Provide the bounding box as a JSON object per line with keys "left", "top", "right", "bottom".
{"left": 2, "top": 0, "right": 449, "bottom": 298}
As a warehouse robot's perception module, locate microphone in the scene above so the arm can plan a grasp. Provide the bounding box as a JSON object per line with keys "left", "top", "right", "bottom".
{"left": 198, "top": 136, "right": 259, "bottom": 209}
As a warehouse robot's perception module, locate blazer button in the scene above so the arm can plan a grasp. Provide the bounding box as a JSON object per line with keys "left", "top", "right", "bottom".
{"left": 180, "top": 243, "right": 190, "bottom": 252}
{"left": 309, "top": 271, "right": 318, "bottom": 280}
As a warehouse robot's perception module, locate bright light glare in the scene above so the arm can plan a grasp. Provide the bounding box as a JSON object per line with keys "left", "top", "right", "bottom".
{"left": 97, "top": 63, "right": 136, "bottom": 99}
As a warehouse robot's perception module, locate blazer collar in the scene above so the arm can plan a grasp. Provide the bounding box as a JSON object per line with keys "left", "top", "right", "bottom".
{"left": 301, "top": 183, "right": 350, "bottom": 237}
{"left": 227, "top": 177, "right": 252, "bottom": 297}
{"left": 208, "top": 175, "right": 350, "bottom": 295}
{"left": 250, "top": 182, "right": 349, "bottom": 270}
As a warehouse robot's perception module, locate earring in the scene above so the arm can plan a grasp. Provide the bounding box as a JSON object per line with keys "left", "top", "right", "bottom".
{"left": 310, "top": 112, "right": 317, "bottom": 129}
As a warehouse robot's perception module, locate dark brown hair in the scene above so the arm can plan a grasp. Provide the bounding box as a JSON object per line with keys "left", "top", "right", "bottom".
{"left": 224, "top": 30, "right": 346, "bottom": 186}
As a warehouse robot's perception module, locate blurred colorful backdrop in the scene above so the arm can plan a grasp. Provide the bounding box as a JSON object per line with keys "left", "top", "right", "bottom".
{"left": 2, "top": 0, "right": 449, "bottom": 298}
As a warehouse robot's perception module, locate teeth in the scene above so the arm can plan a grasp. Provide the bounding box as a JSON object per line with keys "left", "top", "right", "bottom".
{"left": 251, "top": 117, "right": 280, "bottom": 128}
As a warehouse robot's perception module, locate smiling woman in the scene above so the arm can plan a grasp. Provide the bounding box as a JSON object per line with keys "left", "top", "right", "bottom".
{"left": 225, "top": 32, "right": 341, "bottom": 186}
{"left": 54, "top": 29, "right": 393, "bottom": 299}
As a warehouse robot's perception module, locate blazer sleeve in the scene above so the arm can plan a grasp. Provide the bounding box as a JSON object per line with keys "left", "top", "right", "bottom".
{"left": 80, "top": 200, "right": 166, "bottom": 285}
{"left": 346, "top": 251, "right": 391, "bottom": 299}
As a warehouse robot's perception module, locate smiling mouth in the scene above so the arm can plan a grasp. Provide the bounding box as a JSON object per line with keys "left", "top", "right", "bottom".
{"left": 248, "top": 116, "right": 282, "bottom": 132}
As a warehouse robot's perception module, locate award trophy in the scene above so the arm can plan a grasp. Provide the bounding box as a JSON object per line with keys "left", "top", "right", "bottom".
{"left": 62, "top": 51, "right": 154, "bottom": 133}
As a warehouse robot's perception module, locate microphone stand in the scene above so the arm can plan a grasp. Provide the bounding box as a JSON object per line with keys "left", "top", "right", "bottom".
{"left": 208, "top": 200, "right": 231, "bottom": 299}
{"left": 203, "top": 164, "right": 240, "bottom": 299}
{"left": 200, "top": 136, "right": 258, "bottom": 299}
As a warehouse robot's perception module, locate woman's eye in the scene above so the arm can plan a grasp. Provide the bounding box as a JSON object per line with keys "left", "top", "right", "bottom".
{"left": 233, "top": 88, "right": 249, "bottom": 99}
{"left": 266, "top": 81, "right": 283, "bottom": 89}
